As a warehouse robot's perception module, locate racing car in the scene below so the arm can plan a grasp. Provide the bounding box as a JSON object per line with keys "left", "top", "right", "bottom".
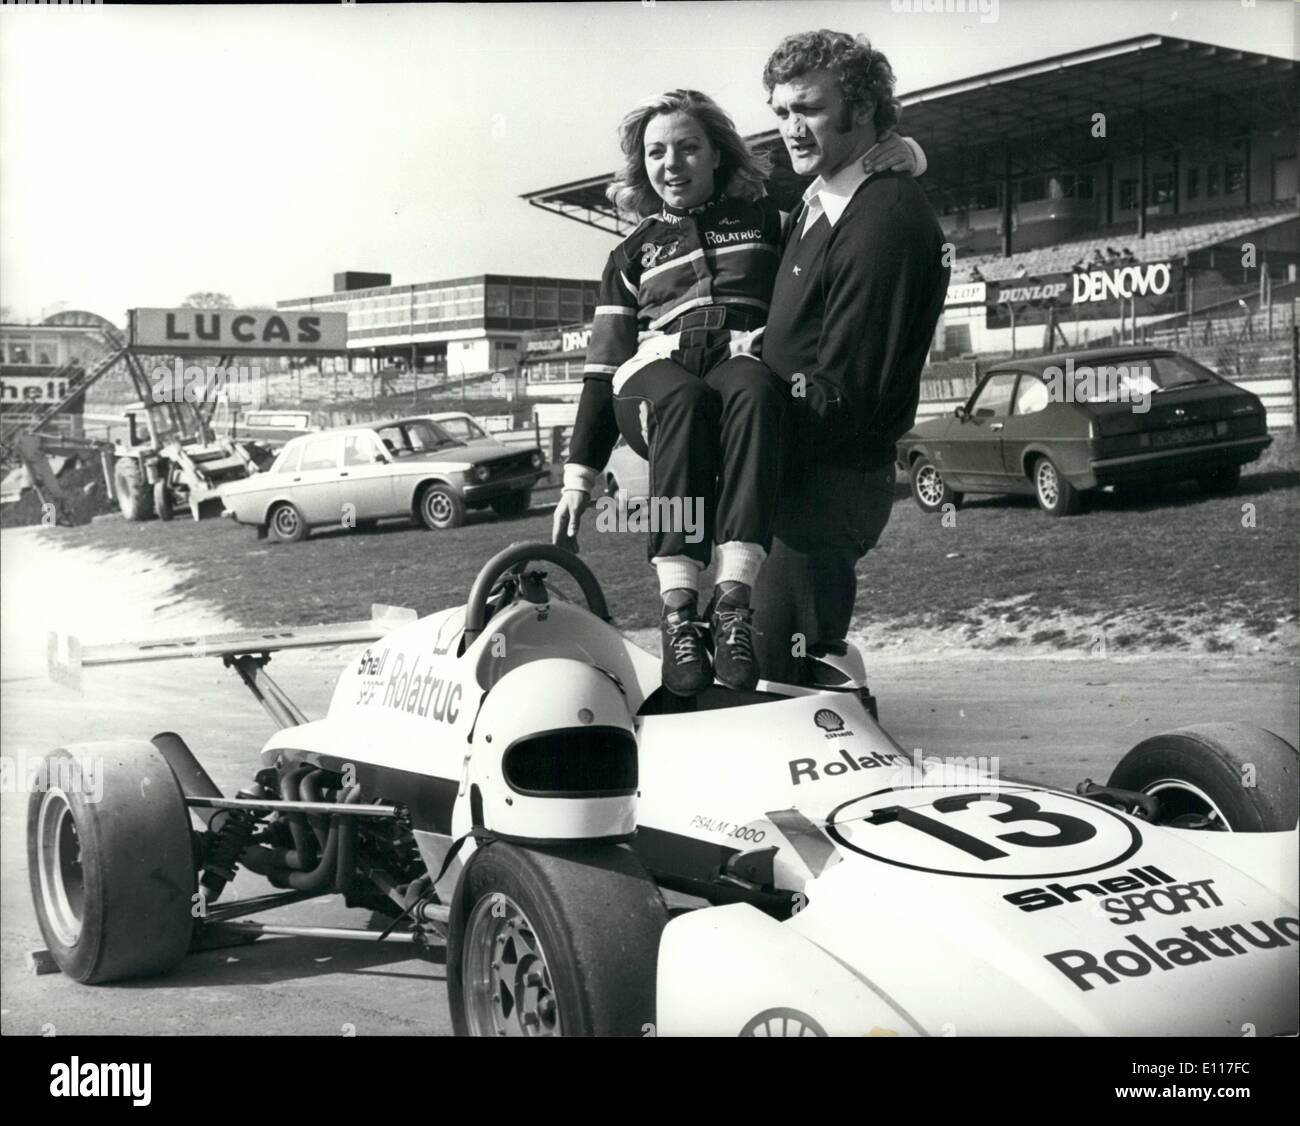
{"left": 29, "top": 543, "right": 1300, "bottom": 1035}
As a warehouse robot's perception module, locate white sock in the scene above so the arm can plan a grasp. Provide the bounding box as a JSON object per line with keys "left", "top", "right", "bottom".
{"left": 653, "top": 555, "right": 702, "bottom": 597}
{"left": 714, "top": 541, "right": 766, "bottom": 588}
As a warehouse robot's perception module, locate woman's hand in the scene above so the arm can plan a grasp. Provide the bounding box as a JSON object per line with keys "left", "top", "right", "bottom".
{"left": 551, "top": 489, "right": 589, "bottom": 553}
{"left": 862, "top": 131, "right": 918, "bottom": 176}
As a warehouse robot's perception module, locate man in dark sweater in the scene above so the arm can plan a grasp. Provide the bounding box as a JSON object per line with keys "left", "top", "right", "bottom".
{"left": 752, "top": 30, "right": 950, "bottom": 684}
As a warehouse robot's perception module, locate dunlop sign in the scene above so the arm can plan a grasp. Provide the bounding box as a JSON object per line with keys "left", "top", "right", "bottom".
{"left": 986, "top": 261, "right": 1181, "bottom": 328}
{"left": 129, "top": 308, "right": 349, "bottom": 355}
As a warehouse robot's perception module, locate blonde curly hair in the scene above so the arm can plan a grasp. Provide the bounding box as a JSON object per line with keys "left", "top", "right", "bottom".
{"left": 606, "top": 89, "right": 773, "bottom": 221}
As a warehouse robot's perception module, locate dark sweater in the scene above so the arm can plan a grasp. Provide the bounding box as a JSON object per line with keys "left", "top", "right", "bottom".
{"left": 762, "top": 170, "right": 949, "bottom": 471}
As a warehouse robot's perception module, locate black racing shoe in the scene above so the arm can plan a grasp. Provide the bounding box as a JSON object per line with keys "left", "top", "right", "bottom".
{"left": 660, "top": 602, "right": 713, "bottom": 697}
{"left": 709, "top": 594, "right": 759, "bottom": 692}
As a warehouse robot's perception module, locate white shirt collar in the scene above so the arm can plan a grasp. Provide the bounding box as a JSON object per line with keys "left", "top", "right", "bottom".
{"left": 801, "top": 157, "right": 871, "bottom": 233}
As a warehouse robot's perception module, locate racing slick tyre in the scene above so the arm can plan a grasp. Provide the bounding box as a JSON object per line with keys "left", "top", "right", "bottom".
{"left": 419, "top": 484, "right": 465, "bottom": 530}
{"left": 27, "top": 742, "right": 197, "bottom": 984}
{"left": 1032, "top": 454, "right": 1081, "bottom": 516}
{"left": 1108, "top": 724, "right": 1299, "bottom": 832}
{"left": 447, "top": 842, "right": 668, "bottom": 1036}
{"left": 113, "top": 458, "right": 154, "bottom": 522}
{"left": 490, "top": 489, "right": 532, "bottom": 519}
{"left": 1196, "top": 464, "right": 1242, "bottom": 496}
{"left": 268, "top": 501, "right": 307, "bottom": 543}
{"left": 910, "top": 456, "right": 960, "bottom": 515}
{"left": 153, "top": 479, "right": 174, "bottom": 521}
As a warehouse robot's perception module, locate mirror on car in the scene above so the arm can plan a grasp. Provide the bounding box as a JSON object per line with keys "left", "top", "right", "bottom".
{"left": 954, "top": 405, "right": 968, "bottom": 421}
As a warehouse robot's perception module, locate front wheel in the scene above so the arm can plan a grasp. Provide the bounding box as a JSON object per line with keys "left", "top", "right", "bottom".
{"left": 27, "top": 742, "right": 197, "bottom": 983}
{"left": 113, "top": 459, "right": 154, "bottom": 522}
{"left": 419, "top": 484, "right": 465, "bottom": 530}
{"left": 154, "top": 479, "right": 174, "bottom": 521}
{"left": 1033, "top": 455, "right": 1081, "bottom": 516}
{"left": 1108, "top": 724, "right": 1298, "bottom": 831}
{"left": 447, "top": 843, "right": 667, "bottom": 1036}
{"left": 910, "top": 456, "right": 959, "bottom": 515}
{"left": 268, "top": 501, "right": 307, "bottom": 543}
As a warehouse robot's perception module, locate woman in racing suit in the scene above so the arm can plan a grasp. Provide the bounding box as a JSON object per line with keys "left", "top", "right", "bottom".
{"left": 551, "top": 89, "right": 922, "bottom": 696}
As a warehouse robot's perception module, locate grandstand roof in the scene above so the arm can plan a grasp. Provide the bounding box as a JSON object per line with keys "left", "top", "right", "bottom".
{"left": 521, "top": 34, "right": 1297, "bottom": 234}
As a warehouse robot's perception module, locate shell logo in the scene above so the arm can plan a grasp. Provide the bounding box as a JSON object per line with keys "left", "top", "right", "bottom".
{"left": 813, "top": 709, "right": 844, "bottom": 733}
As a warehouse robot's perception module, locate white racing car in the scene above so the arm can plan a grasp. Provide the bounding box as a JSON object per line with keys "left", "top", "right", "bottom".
{"left": 29, "top": 543, "right": 1299, "bottom": 1035}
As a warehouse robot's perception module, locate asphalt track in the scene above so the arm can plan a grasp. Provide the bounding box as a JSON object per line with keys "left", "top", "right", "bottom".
{"left": 2, "top": 528, "right": 1296, "bottom": 1036}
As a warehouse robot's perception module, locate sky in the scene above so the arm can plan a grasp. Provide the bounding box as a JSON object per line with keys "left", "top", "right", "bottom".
{"left": 0, "top": 0, "right": 1295, "bottom": 324}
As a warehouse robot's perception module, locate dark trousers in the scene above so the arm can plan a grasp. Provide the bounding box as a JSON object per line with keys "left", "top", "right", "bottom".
{"left": 751, "top": 461, "right": 896, "bottom": 684}
{"left": 613, "top": 356, "right": 788, "bottom": 567}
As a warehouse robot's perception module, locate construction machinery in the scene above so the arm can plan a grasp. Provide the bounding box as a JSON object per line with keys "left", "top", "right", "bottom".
{"left": 1, "top": 307, "right": 347, "bottom": 525}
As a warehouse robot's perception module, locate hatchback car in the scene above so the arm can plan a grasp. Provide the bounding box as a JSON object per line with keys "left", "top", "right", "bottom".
{"left": 896, "top": 348, "right": 1272, "bottom": 516}
{"left": 221, "top": 417, "right": 546, "bottom": 541}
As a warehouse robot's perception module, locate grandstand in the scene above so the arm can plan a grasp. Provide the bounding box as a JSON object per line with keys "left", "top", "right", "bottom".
{"left": 520, "top": 33, "right": 1297, "bottom": 422}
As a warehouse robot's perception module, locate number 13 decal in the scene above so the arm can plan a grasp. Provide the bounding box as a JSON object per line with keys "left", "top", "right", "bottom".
{"left": 866, "top": 791, "right": 1097, "bottom": 861}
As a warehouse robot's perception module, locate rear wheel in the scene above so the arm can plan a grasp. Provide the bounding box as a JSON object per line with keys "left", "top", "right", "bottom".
{"left": 1033, "top": 455, "right": 1081, "bottom": 516}
{"left": 910, "top": 456, "right": 958, "bottom": 515}
{"left": 27, "top": 742, "right": 196, "bottom": 983}
{"left": 1197, "top": 464, "right": 1242, "bottom": 495}
{"left": 448, "top": 842, "right": 667, "bottom": 1036}
{"left": 1108, "top": 724, "right": 1298, "bottom": 831}
{"left": 419, "top": 484, "right": 465, "bottom": 530}
{"left": 113, "top": 459, "right": 154, "bottom": 522}
{"left": 490, "top": 489, "right": 532, "bottom": 518}
{"left": 268, "top": 501, "right": 307, "bottom": 543}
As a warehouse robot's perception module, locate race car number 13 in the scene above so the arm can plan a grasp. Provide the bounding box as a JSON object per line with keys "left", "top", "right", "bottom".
{"left": 826, "top": 787, "right": 1142, "bottom": 879}
{"left": 866, "top": 792, "right": 1096, "bottom": 860}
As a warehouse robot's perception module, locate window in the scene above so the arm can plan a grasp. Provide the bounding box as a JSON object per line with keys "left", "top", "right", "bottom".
{"left": 970, "top": 372, "right": 1017, "bottom": 418}
{"left": 1014, "top": 374, "right": 1050, "bottom": 415}
{"left": 1187, "top": 167, "right": 1199, "bottom": 201}
{"left": 1206, "top": 164, "right": 1220, "bottom": 197}
{"left": 1118, "top": 179, "right": 1138, "bottom": 210}
{"left": 559, "top": 287, "right": 583, "bottom": 322}
{"left": 1061, "top": 174, "right": 1093, "bottom": 200}
{"left": 298, "top": 435, "right": 339, "bottom": 471}
{"left": 436, "top": 415, "right": 487, "bottom": 442}
{"left": 7, "top": 342, "right": 31, "bottom": 364}
{"left": 343, "top": 433, "right": 382, "bottom": 467}
{"left": 1151, "top": 173, "right": 1174, "bottom": 206}
{"left": 1225, "top": 163, "right": 1245, "bottom": 194}
{"left": 275, "top": 443, "right": 303, "bottom": 474}
{"left": 535, "top": 287, "right": 558, "bottom": 321}
{"left": 486, "top": 285, "right": 510, "bottom": 317}
{"left": 511, "top": 286, "right": 534, "bottom": 319}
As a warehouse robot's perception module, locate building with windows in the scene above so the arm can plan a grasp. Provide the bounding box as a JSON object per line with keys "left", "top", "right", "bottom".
{"left": 0, "top": 310, "right": 122, "bottom": 437}
{"left": 276, "top": 272, "right": 600, "bottom": 377}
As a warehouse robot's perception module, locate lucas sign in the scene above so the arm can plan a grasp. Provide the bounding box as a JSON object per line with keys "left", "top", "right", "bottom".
{"left": 129, "top": 308, "right": 348, "bottom": 355}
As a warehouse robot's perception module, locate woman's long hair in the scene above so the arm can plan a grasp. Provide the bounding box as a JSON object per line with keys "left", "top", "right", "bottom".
{"left": 606, "top": 89, "right": 772, "bottom": 221}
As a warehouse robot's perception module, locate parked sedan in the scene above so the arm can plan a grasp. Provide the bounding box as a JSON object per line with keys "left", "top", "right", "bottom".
{"left": 220, "top": 417, "right": 546, "bottom": 541}
{"left": 896, "top": 347, "right": 1272, "bottom": 516}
